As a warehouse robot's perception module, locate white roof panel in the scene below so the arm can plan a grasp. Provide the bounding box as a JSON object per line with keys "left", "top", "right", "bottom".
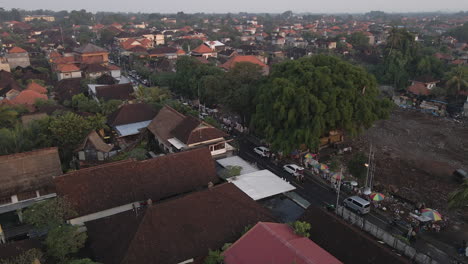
{"left": 228, "top": 169, "right": 296, "bottom": 201}
{"left": 217, "top": 156, "right": 259, "bottom": 175}
{"left": 115, "top": 120, "right": 151, "bottom": 137}
{"left": 168, "top": 138, "right": 187, "bottom": 150}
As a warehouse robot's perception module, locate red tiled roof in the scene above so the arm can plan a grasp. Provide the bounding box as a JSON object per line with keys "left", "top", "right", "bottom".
{"left": 56, "top": 64, "right": 80, "bottom": 73}
{"left": 223, "top": 222, "right": 342, "bottom": 264}
{"left": 8, "top": 47, "right": 27, "bottom": 54}
{"left": 192, "top": 44, "right": 214, "bottom": 54}
{"left": 408, "top": 82, "right": 430, "bottom": 95}
{"left": 55, "top": 147, "right": 218, "bottom": 216}
{"left": 26, "top": 82, "right": 47, "bottom": 94}
{"left": 11, "top": 90, "right": 47, "bottom": 105}
{"left": 220, "top": 55, "right": 267, "bottom": 70}
{"left": 86, "top": 183, "right": 276, "bottom": 264}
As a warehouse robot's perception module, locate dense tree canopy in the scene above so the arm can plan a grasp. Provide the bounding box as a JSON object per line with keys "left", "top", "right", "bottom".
{"left": 252, "top": 55, "right": 392, "bottom": 153}
{"left": 447, "top": 22, "right": 468, "bottom": 42}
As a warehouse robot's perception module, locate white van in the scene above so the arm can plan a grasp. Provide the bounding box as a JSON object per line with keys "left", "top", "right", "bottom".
{"left": 343, "top": 196, "right": 371, "bottom": 215}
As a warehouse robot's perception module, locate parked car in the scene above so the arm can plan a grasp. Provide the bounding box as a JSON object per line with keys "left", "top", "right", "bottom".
{"left": 283, "top": 164, "right": 304, "bottom": 177}
{"left": 253, "top": 146, "right": 270, "bottom": 157}
{"left": 343, "top": 196, "right": 370, "bottom": 215}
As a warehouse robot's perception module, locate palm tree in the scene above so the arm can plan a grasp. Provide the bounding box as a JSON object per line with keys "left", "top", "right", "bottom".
{"left": 445, "top": 66, "right": 468, "bottom": 98}
{"left": 449, "top": 180, "right": 468, "bottom": 209}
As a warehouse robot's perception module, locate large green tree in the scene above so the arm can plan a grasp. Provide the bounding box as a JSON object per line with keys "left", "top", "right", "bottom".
{"left": 45, "top": 225, "right": 87, "bottom": 263}
{"left": 445, "top": 65, "right": 468, "bottom": 97}
{"left": 252, "top": 55, "right": 392, "bottom": 152}
{"left": 449, "top": 180, "right": 468, "bottom": 208}
{"left": 222, "top": 62, "right": 264, "bottom": 125}
{"left": 23, "top": 198, "right": 77, "bottom": 230}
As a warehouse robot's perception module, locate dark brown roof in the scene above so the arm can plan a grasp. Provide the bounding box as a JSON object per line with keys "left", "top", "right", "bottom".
{"left": 0, "top": 147, "right": 62, "bottom": 198}
{"left": 54, "top": 77, "right": 83, "bottom": 103}
{"left": 0, "top": 239, "right": 42, "bottom": 261}
{"left": 95, "top": 83, "right": 135, "bottom": 101}
{"left": 107, "top": 103, "right": 157, "bottom": 127}
{"left": 74, "top": 43, "right": 108, "bottom": 54}
{"left": 54, "top": 147, "right": 218, "bottom": 216}
{"left": 86, "top": 183, "right": 276, "bottom": 264}
{"left": 0, "top": 70, "right": 21, "bottom": 97}
{"left": 81, "top": 63, "right": 109, "bottom": 73}
{"left": 172, "top": 116, "right": 227, "bottom": 145}
{"left": 147, "top": 105, "right": 186, "bottom": 145}
{"left": 299, "top": 206, "right": 411, "bottom": 264}
{"left": 148, "top": 46, "right": 178, "bottom": 55}
{"left": 96, "top": 74, "right": 116, "bottom": 85}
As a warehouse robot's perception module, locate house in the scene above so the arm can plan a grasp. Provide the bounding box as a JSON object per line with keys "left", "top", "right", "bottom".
{"left": 85, "top": 183, "right": 275, "bottom": 264}
{"left": 148, "top": 46, "right": 183, "bottom": 59}
{"left": 191, "top": 43, "right": 217, "bottom": 59}
{"left": 54, "top": 148, "right": 219, "bottom": 221}
{"left": 10, "top": 90, "right": 47, "bottom": 107}
{"left": 54, "top": 78, "right": 83, "bottom": 103}
{"left": 23, "top": 15, "right": 55, "bottom": 22}
{"left": 5, "top": 47, "right": 30, "bottom": 69}
{"left": 0, "top": 148, "right": 61, "bottom": 218}
{"left": 56, "top": 64, "right": 82, "bottom": 81}
{"left": 204, "top": 40, "right": 225, "bottom": 51}
{"left": 26, "top": 82, "right": 47, "bottom": 94}
{"left": 147, "top": 106, "right": 229, "bottom": 156}
{"left": 299, "top": 206, "right": 411, "bottom": 264}
{"left": 74, "top": 43, "right": 109, "bottom": 65}
{"left": 223, "top": 222, "right": 343, "bottom": 264}
{"left": 220, "top": 55, "right": 269, "bottom": 75}
{"left": 411, "top": 76, "right": 440, "bottom": 90}
{"left": 0, "top": 57, "right": 10, "bottom": 72}
{"left": 107, "top": 103, "right": 157, "bottom": 137}
{"left": 80, "top": 63, "right": 111, "bottom": 79}
{"left": 0, "top": 70, "right": 21, "bottom": 100}
{"left": 76, "top": 130, "right": 115, "bottom": 161}
{"left": 407, "top": 82, "right": 430, "bottom": 96}
{"left": 93, "top": 83, "right": 135, "bottom": 101}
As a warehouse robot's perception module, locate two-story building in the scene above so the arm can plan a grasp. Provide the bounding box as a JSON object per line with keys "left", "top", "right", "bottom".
{"left": 5, "top": 47, "right": 30, "bottom": 69}
{"left": 74, "top": 43, "right": 109, "bottom": 65}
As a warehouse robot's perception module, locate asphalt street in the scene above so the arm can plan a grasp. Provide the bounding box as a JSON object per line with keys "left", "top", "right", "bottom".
{"left": 236, "top": 134, "right": 455, "bottom": 263}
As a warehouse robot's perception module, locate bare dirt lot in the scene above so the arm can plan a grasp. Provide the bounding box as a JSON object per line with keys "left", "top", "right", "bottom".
{"left": 350, "top": 108, "right": 468, "bottom": 213}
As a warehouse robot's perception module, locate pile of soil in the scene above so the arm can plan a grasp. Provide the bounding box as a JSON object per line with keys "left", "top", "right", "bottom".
{"left": 350, "top": 108, "right": 468, "bottom": 214}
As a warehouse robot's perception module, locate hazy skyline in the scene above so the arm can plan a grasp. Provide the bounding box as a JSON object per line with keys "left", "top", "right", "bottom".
{"left": 2, "top": 0, "right": 468, "bottom": 14}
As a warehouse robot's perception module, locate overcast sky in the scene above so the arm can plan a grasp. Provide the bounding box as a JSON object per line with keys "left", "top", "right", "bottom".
{"left": 3, "top": 0, "right": 468, "bottom": 14}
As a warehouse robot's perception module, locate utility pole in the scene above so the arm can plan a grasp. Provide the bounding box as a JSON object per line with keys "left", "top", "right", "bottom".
{"left": 335, "top": 168, "right": 343, "bottom": 213}
{"left": 365, "top": 143, "right": 372, "bottom": 188}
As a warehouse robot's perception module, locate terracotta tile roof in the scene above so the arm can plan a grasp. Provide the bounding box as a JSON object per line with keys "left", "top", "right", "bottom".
{"left": 299, "top": 206, "right": 411, "bottom": 264}
{"left": 192, "top": 44, "right": 214, "bottom": 54}
{"left": 11, "top": 90, "right": 48, "bottom": 105}
{"left": 54, "top": 147, "right": 218, "bottom": 216}
{"left": 0, "top": 147, "right": 62, "bottom": 198}
{"left": 107, "top": 103, "right": 157, "bottom": 126}
{"left": 95, "top": 83, "right": 135, "bottom": 101}
{"left": 408, "top": 83, "right": 430, "bottom": 96}
{"left": 172, "top": 116, "right": 227, "bottom": 145}
{"left": 56, "top": 63, "right": 80, "bottom": 73}
{"left": 220, "top": 55, "right": 267, "bottom": 70}
{"left": 147, "top": 105, "right": 186, "bottom": 145}
{"left": 86, "top": 183, "right": 276, "bottom": 264}
{"left": 8, "top": 46, "right": 27, "bottom": 54}
{"left": 194, "top": 56, "right": 210, "bottom": 64}
{"left": 52, "top": 56, "right": 76, "bottom": 64}
{"left": 106, "top": 64, "right": 121, "bottom": 71}
{"left": 26, "top": 82, "right": 47, "bottom": 94}
{"left": 223, "top": 222, "right": 343, "bottom": 264}
{"left": 74, "top": 43, "right": 108, "bottom": 54}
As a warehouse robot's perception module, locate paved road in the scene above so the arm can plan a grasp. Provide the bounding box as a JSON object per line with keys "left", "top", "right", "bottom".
{"left": 236, "top": 134, "right": 455, "bottom": 263}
